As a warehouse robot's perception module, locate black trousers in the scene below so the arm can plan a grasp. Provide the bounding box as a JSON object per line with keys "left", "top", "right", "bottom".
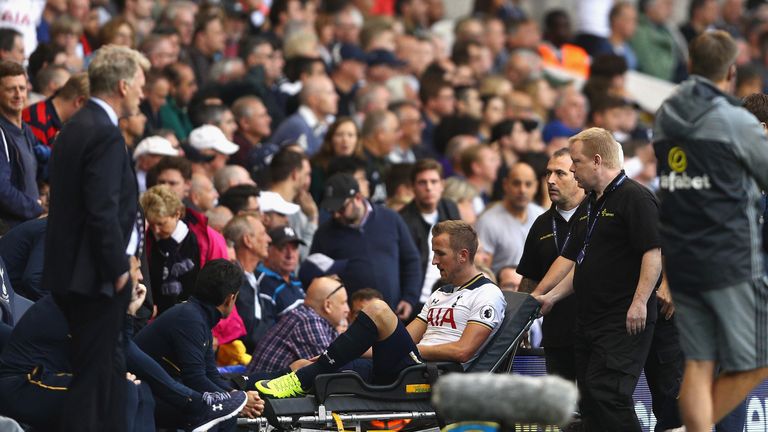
{"left": 55, "top": 283, "right": 132, "bottom": 432}
{"left": 0, "top": 371, "right": 70, "bottom": 429}
{"left": 0, "top": 371, "right": 155, "bottom": 431}
{"left": 544, "top": 345, "right": 578, "bottom": 382}
{"left": 644, "top": 312, "right": 684, "bottom": 431}
{"left": 575, "top": 321, "right": 655, "bottom": 432}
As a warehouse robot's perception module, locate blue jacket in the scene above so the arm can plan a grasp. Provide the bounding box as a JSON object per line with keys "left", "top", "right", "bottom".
{"left": 255, "top": 263, "right": 305, "bottom": 318}
{"left": 0, "top": 295, "right": 69, "bottom": 376}
{"left": 0, "top": 118, "right": 42, "bottom": 226}
{"left": 269, "top": 111, "right": 323, "bottom": 156}
{"left": 310, "top": 203, "right": 422, "bottom": 308}
{"left": 134, "top": 297, "right": 232, "bottom": 393}
{"left": 0, "top": 218, "right": 46, "bottom": 300}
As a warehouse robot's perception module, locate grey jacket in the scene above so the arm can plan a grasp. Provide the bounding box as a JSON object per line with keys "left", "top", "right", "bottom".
{"left": 654, "top": 75, "right": 768, "bottom": 290}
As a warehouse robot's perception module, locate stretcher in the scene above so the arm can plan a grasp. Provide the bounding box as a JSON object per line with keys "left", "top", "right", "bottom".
{"left": 238, "top": 291, "right": 541, "bottom": 432}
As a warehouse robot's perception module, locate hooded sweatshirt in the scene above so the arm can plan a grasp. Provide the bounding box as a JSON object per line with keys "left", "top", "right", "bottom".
{"left": 653, "top": 75, "right": 768, "bottom": 291}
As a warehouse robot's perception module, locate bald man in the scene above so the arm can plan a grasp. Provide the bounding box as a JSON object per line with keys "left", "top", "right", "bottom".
{"left": 213, "top": 165, "right": 255, "bottom": 195}
{"left": 189, "top": 173, "right": 219, "bottom": 212}
{"left": 246, "top": 276, "right": 349, "bottom": 373}
{"left": 476, "top": 161, "right": 546, "bottom": 273}
{"left": 270, "top": 75, "right": 340, "bottom": 155}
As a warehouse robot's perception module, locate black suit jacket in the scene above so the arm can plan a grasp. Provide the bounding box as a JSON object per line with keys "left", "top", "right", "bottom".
{"left": 42, "top": 100, "right": 138, "bottom": 298}
{"left": 398, "top": 198, "right": 461, "bottom": 287}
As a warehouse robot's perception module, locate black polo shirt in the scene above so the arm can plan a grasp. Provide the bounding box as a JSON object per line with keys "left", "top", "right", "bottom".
{"left": 517, "top": 202, "right": 585, "bottom": 348}
{"left": 562, "top": 172, "right": 661, "bottom": 331}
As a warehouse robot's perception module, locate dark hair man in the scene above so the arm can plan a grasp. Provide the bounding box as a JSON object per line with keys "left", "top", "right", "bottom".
{"left": 219, "top": 184, "right": 261, "bottom": 217}
{"left": 742, "top": 92, "right": 768, "bottom": 125}
{"left": 309, "top": 173, "right": 421, "bottom": 320}
{"left": 399, "top": 159, "right": 461, "bottom": 317}
{"left": 532, "top": 127, "right": 663, "bottom": 431}
{"left": 0, "top": 60, "right": 43, "bottom": 227}
{"left": 268, "top": 147, "right": 316, "bottom": 258}
{"left": 255, "top": 220, "right": 506, "bottom": 397}
{"left": 188, "top": 12, "right": 226, "bottom": 86}
{"left": 653, "top": 31, "right": 768, "bottom": 431}
{"left": 419, "top": 79, "right": 455, "bottom": 153}
{"left": 159, "top": 62, "right": 198, "bottom": 140}
{"left": 135, "top": 259, "right": 265, "bottom": 422}
{"left": 516, "top": 148, "right": 584, "bottom": 382}
{"left": 0, "top": 28, "right": 24, "bottom": 64}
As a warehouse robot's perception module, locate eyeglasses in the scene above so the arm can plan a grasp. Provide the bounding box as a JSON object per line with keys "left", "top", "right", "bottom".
{"left": 326, "top": 283, "right": 345, "bottom": 300}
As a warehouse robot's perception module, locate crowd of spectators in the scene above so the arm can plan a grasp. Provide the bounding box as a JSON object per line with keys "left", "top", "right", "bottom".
{"left": 0, "top": 0, "right": 766, "bottom": 430}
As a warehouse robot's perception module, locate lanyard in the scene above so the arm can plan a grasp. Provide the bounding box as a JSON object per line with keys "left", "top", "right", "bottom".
{"left": 576, "top": 173, "right": 627, "bottom": 265}
{"left": 551, "top": 214, "right": 564, "bottom": 254}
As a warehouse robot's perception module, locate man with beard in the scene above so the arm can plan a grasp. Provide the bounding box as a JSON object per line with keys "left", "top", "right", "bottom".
{"left": 310, "top": 173, "right": 421, "bottom": 320}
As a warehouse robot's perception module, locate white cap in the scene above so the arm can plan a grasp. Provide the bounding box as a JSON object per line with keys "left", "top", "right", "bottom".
{"left": 133, "top": 136, "right": 179, "bottom": 160}
{"left": 189, "top": 125, "right": 239, "bottom": 155}
{"left": 260, "top": 191, "right": 300, "bottom": 215}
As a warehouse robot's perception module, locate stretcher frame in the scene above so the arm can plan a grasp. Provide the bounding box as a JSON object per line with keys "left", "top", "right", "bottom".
{"left": 237, "top": 291, "right": 541, "bottom": 432}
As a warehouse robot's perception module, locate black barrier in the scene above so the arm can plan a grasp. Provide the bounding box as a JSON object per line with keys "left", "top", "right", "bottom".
{"left": 512, "top": 354, "right": 768, "bottom": 432}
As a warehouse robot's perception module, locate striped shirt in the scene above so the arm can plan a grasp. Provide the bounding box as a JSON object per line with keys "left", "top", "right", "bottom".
{"left": 22, "top": 99, "right": 62, "bottom": 148}
{"left": 247, "top": 304, "right": 338, "bottom": 373}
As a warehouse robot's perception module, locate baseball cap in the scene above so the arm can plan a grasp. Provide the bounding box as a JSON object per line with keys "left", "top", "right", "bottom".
{"left": 366, "top": 49, "right": 407, "bottom": 68}
{"left": 321, "top": 173, "right": 360, "bottom": 212}
{"left": 259, "top": 191, "right": 300, "bottom": 215}
{"left": 189, "top": 125, "right": 239, "bottom": 155}
{"left": 298, "top": 253, "right": 349, "bottom": 288}
{"left": 332, "top": 43, "right": 367, "bottom": 64}
{"left": 268, "top": 225, "right": 306, "bottom": 247}
{"left": 133, "top": 136, "right": 179, "bottom": 160}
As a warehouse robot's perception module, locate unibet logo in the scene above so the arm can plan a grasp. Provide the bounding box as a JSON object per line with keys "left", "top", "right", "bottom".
{"left": 668, "top": 147, "right": 687, "bottom": 173}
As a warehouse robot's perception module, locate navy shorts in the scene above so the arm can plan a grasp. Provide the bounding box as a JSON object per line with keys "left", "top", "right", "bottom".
{"left": 371, "top": 321, "right": 422, "bottom": 384}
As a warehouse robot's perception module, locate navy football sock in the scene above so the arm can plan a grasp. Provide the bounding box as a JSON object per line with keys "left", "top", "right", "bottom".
{"left": 295, "top": 311, "right": 379, "bottom": 389}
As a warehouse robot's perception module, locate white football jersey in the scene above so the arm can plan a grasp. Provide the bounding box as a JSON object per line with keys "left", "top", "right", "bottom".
{"left": 417, "top": 274, "right": 506, "bottom": 346}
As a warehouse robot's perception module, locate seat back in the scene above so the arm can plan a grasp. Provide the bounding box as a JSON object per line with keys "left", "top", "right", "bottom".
{"left": 465, "top": 291, "right": 540, "bottom": 373}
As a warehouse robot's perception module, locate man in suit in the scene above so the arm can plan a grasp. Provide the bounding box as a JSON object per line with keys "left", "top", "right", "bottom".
{"left": 42, "top": 45, "right": 150, "bottom": 432}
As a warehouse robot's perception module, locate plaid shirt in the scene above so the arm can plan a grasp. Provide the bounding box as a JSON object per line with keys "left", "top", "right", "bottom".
{"left": 247, "top": 304, "right": 338, "bottom": 373}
